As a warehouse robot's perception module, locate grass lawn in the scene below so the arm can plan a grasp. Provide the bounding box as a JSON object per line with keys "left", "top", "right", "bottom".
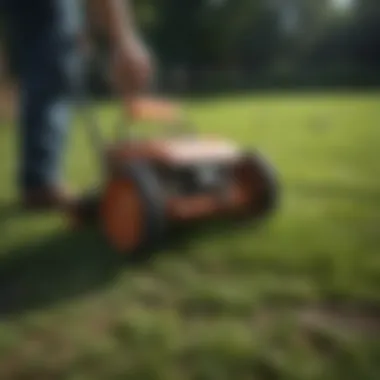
{"left": 0, "top": 92, "right": 379, "bottom": 380}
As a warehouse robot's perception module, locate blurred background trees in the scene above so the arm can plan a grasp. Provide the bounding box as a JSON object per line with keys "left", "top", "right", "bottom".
{"left": 131, "top": 0, "right": 380, "bottom": 94}
{"left": 0, "top": 0, "right": 379, "bottom": 96}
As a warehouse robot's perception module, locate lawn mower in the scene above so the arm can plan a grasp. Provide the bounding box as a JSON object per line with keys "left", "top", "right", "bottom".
{"left": 70, "top": 96, "right": 279, "bottom": 254}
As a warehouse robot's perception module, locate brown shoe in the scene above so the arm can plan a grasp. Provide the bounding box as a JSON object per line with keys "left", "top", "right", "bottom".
{"left": 21, "top": 184, "right": 77, "bottom": 211}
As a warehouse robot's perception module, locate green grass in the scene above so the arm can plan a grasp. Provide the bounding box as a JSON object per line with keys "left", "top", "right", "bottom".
{"left": 0, "top": 92, "right": 379, "bottom": 380}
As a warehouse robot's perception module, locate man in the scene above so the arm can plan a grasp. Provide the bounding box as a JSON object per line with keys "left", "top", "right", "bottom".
{"left": 3, "top": 0, "right": 153, "bottom": 209}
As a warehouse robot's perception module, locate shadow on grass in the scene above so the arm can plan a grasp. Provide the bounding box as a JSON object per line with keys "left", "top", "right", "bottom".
{"left": 0, "top": 224, "right": 126, "bottom": 318}
{"left": 0, "top": 201, "right": 261, "bottom": 319}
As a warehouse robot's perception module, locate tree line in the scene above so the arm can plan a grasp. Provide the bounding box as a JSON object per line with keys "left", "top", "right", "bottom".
{"left": 1, "top": 0, "right": 380, "bottom": 95}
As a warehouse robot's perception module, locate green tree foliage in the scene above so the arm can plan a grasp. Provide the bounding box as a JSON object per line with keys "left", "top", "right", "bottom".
{"left": 132, "top": 0, "right": 379, "bottom": 69}
{"left": 3, "top": 0, "right": 378, "bottom": 90}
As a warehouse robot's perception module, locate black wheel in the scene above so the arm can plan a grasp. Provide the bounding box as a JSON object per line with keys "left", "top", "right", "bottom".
{"left": 77, "top": 188, "right": 101, "bottom": 222}
{"left": 236, "top": 151, "right": 279, "bottom": 220}
{"left": 67, "top": 186, "right": 102, "bottom": 229}
{"left": 100, "top": 160, "right": 166, "bottom": 257}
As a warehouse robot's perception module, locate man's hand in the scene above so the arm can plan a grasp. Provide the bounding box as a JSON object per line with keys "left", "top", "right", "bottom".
{"left": 110, "top": 34, "right": 153, "bottom": 95}
{"left": 89, "top": 0, "right": 154, "bottom": 95}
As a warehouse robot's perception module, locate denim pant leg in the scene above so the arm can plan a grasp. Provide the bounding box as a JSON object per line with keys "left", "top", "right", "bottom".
{"left": 9, "top": 0, "right": 85, "bottom": 189}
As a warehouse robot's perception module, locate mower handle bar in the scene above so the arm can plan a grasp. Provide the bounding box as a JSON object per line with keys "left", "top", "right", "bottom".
{"left": 77, "top": 93, "right": 196, "bottom": 173}
{"left": 75, "top": 44, "right": 194, "bottom": 174}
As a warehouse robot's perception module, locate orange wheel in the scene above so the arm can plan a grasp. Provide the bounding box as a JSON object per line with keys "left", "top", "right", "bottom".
{"left": 100, "top": 161, "right": 166, "bottom": 254}
{"left": 236, "top": 152, "right": 279, "bottom": 219}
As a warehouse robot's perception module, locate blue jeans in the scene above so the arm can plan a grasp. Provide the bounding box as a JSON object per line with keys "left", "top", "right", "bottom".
{"left": 4, "top": 0, "right": 84, "bottom": 189}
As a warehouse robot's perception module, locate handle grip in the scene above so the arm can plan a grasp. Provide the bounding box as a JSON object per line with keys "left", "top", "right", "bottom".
{"left": 125, "top": 96, "right": 183, "bottom": 124}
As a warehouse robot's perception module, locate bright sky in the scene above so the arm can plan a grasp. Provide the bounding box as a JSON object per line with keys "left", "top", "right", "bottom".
{"left": 333, "top": 0, "right": 355, "bottom": 10}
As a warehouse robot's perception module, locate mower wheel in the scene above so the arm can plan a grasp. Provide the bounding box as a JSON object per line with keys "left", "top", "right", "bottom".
{"left": 67, "top": 188, "right": 101, "bottom": 229}
{"left": 237, "top": 151, "right": 279, "bottom": 219}
{"left": 100, "top": 160, "right": 166, "bottom": 255}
